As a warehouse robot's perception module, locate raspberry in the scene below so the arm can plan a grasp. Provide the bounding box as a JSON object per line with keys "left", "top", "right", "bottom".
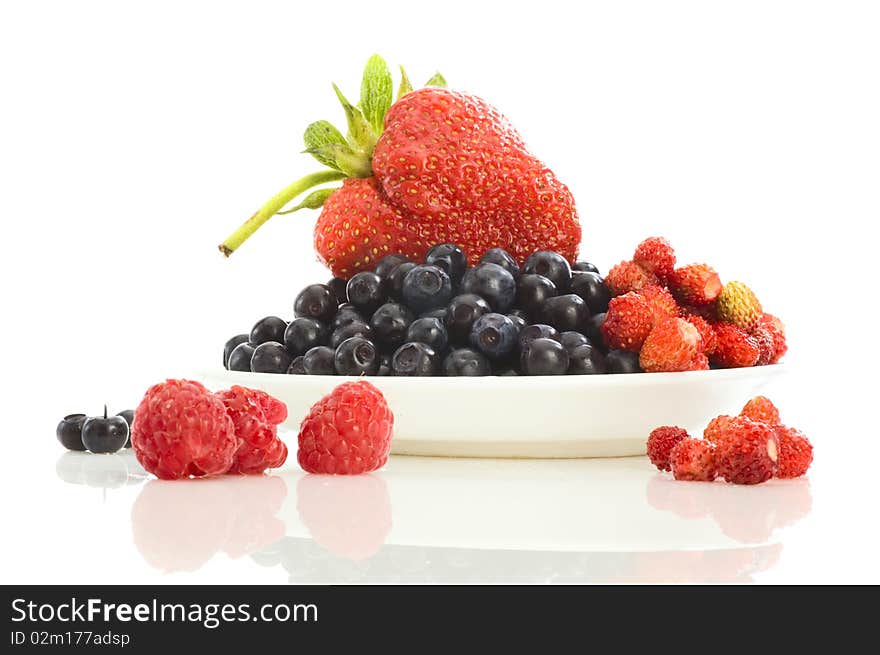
{"left": 757, "top": 313, "right": 787, "bottom": 363}
{"left": 639, "top": 317, "right": 702, "bottom": 373}
{"left": 297, "top": 380, "right": 394, "bottom": 474}
{"left": 714, "top": 417, "right": 779, "bottom": 485}
{"left": 704, "top": 414, "right": 735, "bottom": 443}
{"left": 646, "top": 425, "right": 689, "bottom": 471}
{"left": 601, "top": 292, "right": 655, "bottom": 351}
{"left": 774, "top": 426, "right": 813, "bottom": 478}
{"left": 712, "top": 323, "right": 760, "bottom": 368}
{"left": 685, "top": 353, "right": 710, "bottom": 370}
{"left": 753, "top": 326, "right": 776, "bottom": 365}
{"left": 682, "top": 314, "right": 717, "bottom": 354}
{"left": 669, "top": 264, "right": 722, "bottom": 306}
{"left": 216, "top": 386, "right": 289, "bottom": 475}
{"left": 740, "top": 396, "right": 780, "bottom": 425}
{"left": 716, "top": 281, "right": 762, "bottom": 331}
{"left": 132, "top": 379, "right": 237, "bottom": 480}
{"left": 670, "top": 438, "right": 717, "bottom": 481}
{"left": 605, "top": 260, "right": 659, "bottom": 296}
{"left": 639, "top": 284, "right": 679, "bottom": 325}
{"left": 633, "top": 237, "right": 676, "bottom": 281}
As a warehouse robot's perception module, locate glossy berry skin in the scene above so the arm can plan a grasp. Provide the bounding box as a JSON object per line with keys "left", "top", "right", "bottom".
{"left": 331, "top": 304, "right": 365, "bottom": 330}
{"left": 470, "top": 313, "right": 518, "bottom": 360}
{"left": 445, "top": 294, "right": 492, "bottom": 344}
{"left": 327, "top": 277, "right": 349, "bottom": 305}
{"left": 227, "top": 342, "right": 257, "bottom": 372}
{"left": 506, "top": 313, "right": 527, "bottom": 335}
{"left": 56, "top": 414, "right": 88, "bottom": 451}
{"left": 420, "top": 307, "right": 448, "bottom": 321}
{"left": 605, "top": 349, "right": 643, "bottom": 374}
{"left": 117, "top": 409, "right": 135, "bottom": 448}
{"left": 302, "top": 346, "right": 336, "bottom": 375}
{"left": 370, "top": 302, "right": 415, "bottom": 349}
{"left": 331, "top": 320, "right": 373, "bottom": 349}
{"left": 570, "top": 271, "right": 611, "bottom": 314}
{"left": 516, "top": 274, "right": 557, "bottom": 316}
{"left": 406, "top": 317, "right": 449, "bottom": 352}
{"left": 586, "top": 313, "right": 607, "bottom": 350}
{"left": 377, "top": 352, "right": 392, "bottom": 376}
{"left": 425, "top": 243, "right": 467, "bottom": 287}
{"left": 520, "top": 338, "right": 569, "bottom": 375}
{"left": 251, "top": 341, "right": 293, "bottom": 374}
{"left": 518, "top": 324, "right": 560, "bottom": 351}
{"left": 523, "top": 251, "right": 572, "bottom": 292}
{"left": 480, "top": 247, "right": 520, "bottom": 279}
{"left": 223, "top": 334, "right": 249, "bottom": 368}
{"left": 443, "top": 348, "right": 492, "bottom": 376}
{"left": 402, "top": 264, "right": 453, "bottom": 312}
{"left": 387, "top": 261, "right": 417, "bottom": 300}
{"left": 346, "top": 271, "right": 385, "bottom": 315}
{"left": 573, "top": 261, "right": 599, "bottom": 274}
{"left": 541, "top": 293, "right": 590, "bottom": 332}
{"left": 460, "top": 263, "right": 516, "bottom": 313}
{"left": 284, "top": 317, "right": 329, "bottom": 356}
{"left": 567, "top": 343, "right": 607, "bottom": 375}
{"left": 82, "top": 410, "right": 129, "bottom": 454}
{"left": 334, "top": 336, "right": 380, "bottom": 376}
{"left": 374, "top": 253, "right": 410, "bottom": 279}
{"left": 559, "top": 331, "right": 589, "bottom": 352}
{"left": 391, "top": 342, "right": 438, "bottom": 376}
{"left": 294, "top": 283, "right": 337, "bottom": 323}
{"left": 250, "top": 316, "right": 287, "bottom": 345}
{"left": 287, "top": 356, "right": 306, "bottom": 374}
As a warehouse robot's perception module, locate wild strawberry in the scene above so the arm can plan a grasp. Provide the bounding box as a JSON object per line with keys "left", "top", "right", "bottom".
{"left": 670, "top": 439, "right": 717, "bottom": 481}
{"left": 605, "top": 261, "right": 658, "bottom": 296}
{"left": 639, "top": 318, "right": 702, "bottom": 373}
{"left": 633, "top": 237, "right": 676, "bottom": 281}
{"left": 740, "top": 396, "right": 780, "bottom": 426}
{"left": 681, "top": 303, "right": 719, "bottom": 324}
{"left": 601, "top": 292, "right": 654, "bottom": 352}
{"left": 685, "top": 353, "right": 710, "bottom": 370}
{"left": 753, "top": 326, "right": 776, "bottom": 365}
{"left": 681, "top": 313, "right": 716, "bottom": 354}
{"left": 714, "top": 417, "right": 779, "bottom": 485}
{"left": 756, "top": 313, "right": 787, "bottom": 363}
{"left": 647, "top": 426, "right": 689, "bottom": 471}
{"left": 716, "top": 281, "right": 762, "bottom": 331}
{"left": 639, "top": 284, "right": 679, "bottom": 325}
{"left": 704, "top": 414, "right": 735, "bottom": 443}
{"left": 712, "top": 323, "right": 760, "bottom": 368}
{"left": 774, "top": 426, "right": 814, "bottom": 478}
{"left": 669, "top": 264, "right": 722, "bottom": 306}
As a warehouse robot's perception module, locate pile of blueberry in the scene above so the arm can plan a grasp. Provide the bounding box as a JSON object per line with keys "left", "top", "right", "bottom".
{"left": 223, "top": 245, "right": 644, "bottom": 376}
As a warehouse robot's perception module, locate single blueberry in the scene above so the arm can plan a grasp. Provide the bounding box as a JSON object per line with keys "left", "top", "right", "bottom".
{"left": 520, "top": 338, "right": 570, "bottom": 375}
{"left": 375, "top": 253, "right": 411, "bottom": 280}
{"left": 407, "top": 317, "right": 449, "bottom": 352}
{"left": 402, "top": 264, "right": 453, "bottom": 312}
{"left": 223, "top": 333, "right": 249, "bottom": 368}
{"left": 460, "top": 263, "right": 516, "bottom": 313}
{"left": 479, "top": 247, "right": 520, "bottom": 279}
{"left": 445, "top": 294, "right": 492, "bottom": 345}
{"left": 250, "top": 316, "right": 287, "bottom": 345}
{"left": 470, "top": 313, "right": 518, "bottom": 360}
{"left": 294, "top": 283, "right": 337, "bottom": 323}
{"left": 523, "top": 251, "right": 572, "bottom": 291}
{"left": 284, "top": 317, "right": 329, "bottom": 356}
{"left": 516, "top": 274, "right": 557, "bottom": 316}
{"left": 346, "top": 271, "right": 385, "bottom": 315}
{"left": 443, "top": 348, "right": 492, "bottom": 376}
{"left": 370, "top": 302, "right": 416, "bottom": 350}
{"left": 518, "top": 324, "right": 561, "bottom": 351}
{"left": 541, "top": 293, "right": 590, "bottom": 332}
{"left": 568, "top": 343, "right": 607, "bottom": 375}
{"left": 425, "top": 243, "right": 467, "bottom": 287}
{"left": 227, "top": 342, "right": 257, "bottom": 372}
{"left": 573, "top": 261, "right": 600, "bottom": 274}
{"left": 570, "top": 271, "right": 611, "bottom": 314}
{"left": 302, "top": 346, "right": 336, "bottom": 375}
{"left": 251, "top": 341, "right": 292, "bottom": 374}
{"left": 331, "top": 320, "right": 374, "bottom": 349}
{"left": 334, "top": 336, "right": 380, "bottom": 376}
{"left": 391, "top": 342, "right": 438, "bottom": 376}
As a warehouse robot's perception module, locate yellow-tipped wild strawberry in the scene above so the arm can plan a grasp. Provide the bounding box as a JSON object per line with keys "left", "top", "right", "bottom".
{"left": 716, "top": 281, "right": 762, "bottom": 331}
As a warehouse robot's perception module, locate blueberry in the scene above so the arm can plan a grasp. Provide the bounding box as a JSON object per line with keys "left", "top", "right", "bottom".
{"left": 334, "top": 336, "right": 380, "bottom": 376}
{"left": 479, "top": 247, "right": 520, "bottom": 279}
{"left": 445, "top": 294, "right": 492, "bottom": 344}
{"left": 302, "top": 346, "right": 336, "bottom": 375}
{"left": 387, "top": 261, "right": 417, "bottom": 301}
{"left": 573, "top": 261, "right": 600, "bottom": 274}
{"left": 227, "top": 342, "right": 257, "bottom": 372}
{"left": 81, "top": 406, "right": 129, "bottom": 454}
{"left": 420, "top": 307, "right": 448, "bottom": 321}
{"left": 568, "top": 343, "right": 607, "bottom": 375}
{"left": 570, "top": 271, "right": 611, "bottom": 314}
{"left": 402, "top": 265, "right": 453, "bottom": 312}
{"left": 559, "top": 331, "right": 590, "bottom": 352}
{"left": 251, "top": 341, "right": 292, "bottom": 373}
{"left": 346, "top": 271, "right": 385, "bottom": 315}
{"left": 331, "top": 320, "right": 373, "bottom": 349}
{"left": 223, "top": 334, "right": 250, "bottom": 368}
{"left": 515, "top": 274, "right": 557, "bottom": 316}
{"left": 606, "top": 349, "right": 643, "bottom": 374}
{"left": 377, "top": 352, "right": 392, "bottom": 376}
{"left": 370, "top": 302, "right": 415, "bottom": 349}
{"left": 460, "top": 263, "right": 516, "bottom": 312}
{"left": 407, "top": 317, "right": 449, "bottom": 352}
{"left": 116, "top": 409, "right": 135, "bottom": 448}
{"left": 518, "top": 324, "right": 560, "bottom": 351}
{"left": 331, "top": 304, "right": 366, "bottom": 330}
{"left": 56, "top": 414, "right": 87, "bottom": 451}
{"left": 506, "top": 313, "right": 527, "bottom": 335}
{"left": 520, "top": 338, "right": 570, "bottom": 375}
{"left": 586, "top": 312, "right": 607, "bottom": 351}
{"left": 294, "top": 283, "right": 337, "bottom": 323}
{"left": 287, "top": 356, "right": 306, "bottom": 374}
{"left": 284, "top": 317, "right": 329, "bottom": 355}
{"left": 470, "top": 313, "right": 518, "bottom": 359}
{"left": 523, "top": 251, "right": 572, "bottom": 291}
{"left": 250, "top": 316, "right": 287, "bottom": 345}
{"left": 425, "top": 243, "right": 467, "bottom": 287}
{"left": 327, "top": 277, "right": 349, "bottom": 305}
{"left": 541, "top": 294, "right": 590, "bottom": 332}
{"left": 375, "top": 253, "right": 410, "bottom": 279}
{"left": 442, "top": 348, "right": 491, "bottom": 376}
{"left": 497, "top": 367, "right": 520, "bottom": 376}
{"left": 391, "top": 342, "right": 438, "bottom": 376}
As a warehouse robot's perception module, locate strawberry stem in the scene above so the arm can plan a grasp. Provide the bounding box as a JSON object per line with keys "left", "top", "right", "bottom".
{"left": 219, "top": 170, "right": 346, "bottom": 256}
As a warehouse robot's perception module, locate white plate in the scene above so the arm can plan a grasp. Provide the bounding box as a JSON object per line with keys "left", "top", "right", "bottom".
{"left": 200, "top": 365, "right": 785, "bottom": 458}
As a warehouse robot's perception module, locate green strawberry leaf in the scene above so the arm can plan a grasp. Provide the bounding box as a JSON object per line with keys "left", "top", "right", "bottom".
{"left": 360, "top": 54, "right": 393, "bottom": 135}
{"left": 397, "top": 65, "right": 413, "bottom": 100}
{"left": 303, "top": 120, "right": 347, "bottom": 170}
{"left": 333, "top": 83, "right": 376, "bottom": 154}
{"left": 276, "top": 187, "right": 338, "bottom": 215}
{"left": 425, "top": 72, "right": 447, "bottom": 87}
{"left": 305, "top": 143, "right": 372, "bottom": 178}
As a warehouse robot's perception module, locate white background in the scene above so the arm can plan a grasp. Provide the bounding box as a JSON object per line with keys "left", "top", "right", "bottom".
{"left": 1, "top": 1, "right": 878, "bottom": 583}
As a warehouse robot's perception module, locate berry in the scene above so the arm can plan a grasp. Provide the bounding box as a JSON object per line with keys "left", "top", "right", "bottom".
{"left": 741, "top": 396, "right": 781, "bottom": 425}
{"left": 425, "top": 243, "right": 467, "bottom": 287}
{"left": 227, "top": 342, "right": 256, "bottom": 372}
{"left": 757, "top": 313, "right": 787, "bottom": 364}
{"left": 520, "top": 338, "right": 569, "bottom": 375}
{"left": 515, "top": 274, "right": 557, "bottom": 316}
{"left": 633, "top": 237, "right": 676, "bottom": 281}
{"left": 330, "top": 304, "right": 365, "bottom": 330}
{"left": 714, "top": 417, "right": 779, "bottom": 485}
{"left": 703, "top": 415, "right": 735, "bottom": 443}
{"left": 606, "top": 349, "right": 643, "bottom": 373}
{"left": 297, "top": 380, "right": 394, "bottom": 474}
{"left": 523, "top": 251, "right": 572, "bottom": 291}
{"left": 639, "top": 318, "right": 702, "bottom": 373}
{"left": 117, "top": 409, "right": 135, "bottom": 448}
{"left": 479, "top": 247, "right": 520, "bottom": 279}
{"left": 132, "top": 379, "right": 237, "bottom": 480}
{"left": 559, "top": 331, "right": 589, "bottom": 352}
{"left": 445, "top": 294, "right": 491, "bottom": 344}
{"left": 327, "top": 276, "right": 349, "bottom": 304}
{"left": 284, "top": 317, "right": 329, "bottom": 355}
{"left": 685, "top": 353, "right": 710, "bottom": 371}
{"left": 406, "top": 317, "right": 449, "bottom": 352}
{"left": 330, "top": 320, "right": 373, "bottom": 349}
{"left": 601, "top": 292, "right": 654, "bottom": 352}
{"left": 460, "top": 263, "right": 516, "bottom": 313}
{"left": 250, "top": 341, "right": 293, "bottom": 374}
{"left": 669, "top": 264, "right": 722, "bottom": 306}
{"left": 681, "top": 303, "right": 719, "bottom": 324}
{"left": 302, "top": 346, "right": 336, "bottom": 375}
{"left": 391, "top": 342, "right": 438, "bottom": 376}
{"left": 506, "top": 313, "right": 527, "bottom": 334}
{"left": 287, "top": 356, "right": 306, "bottom": 374}
{"left": 56, "top": 414, "right": 87, "bottom": 451}
{"left": 569, "top": 271, "right": 610, "bottom": 314}
{"left": 250, "top": 316, "right": 287, "bottom": 345}
{"left": 753, "top": 326, "right": 776, "bottom": 365}
{"left": 386, "top": 261, "right": 417, "bottom": 300}
{"left": 376, "top": 352, "right": 392, "bottom": 376}
{"left": 215, "top": 386, "right": 288, "bottom": 475}
{"left": 567, "top": 343, "right": 606, "bottom": 375}
{"left": 334, "top": 336, "right": 380, "bottom": 376}
{"left": 402, "top": 264, "right": 453, "bottom": 312}
{"left": 541, "top": 293, "right": 589, "bottom": 332}
{"left": 470, "top": 313, "right": 518, "bottom": 359}
{"left": 443, "top": 348, "right": 492, "bottom": 376}
{"left": 518, "top": 323, "right": 560, "bottom": 351}
{"left": 294, "top": 283, "right": 337, "bottom": 323}
{"left": 639, "top": 284, "right": 679, "bottom": 324}
{"left": 712, "top": 323, "right": 760, "bottom": 368}
{"left": 716, "top": 281, "right": 762, "bottom": 331}
{"left": 223, "top": 334, "right": 249, "bottom": 368}
{"left": 774, "top": 426, "right": 813, "bottom": 478}
{"left": 82, "top": 407, "right": 130, "bottom": 454}
{"left": 420, "top": 307, "right": 448, "bottom": 321}
{"left": 604, "top": 260, "right": 658, "bottom": 296}
{"left": 646, "top": 426, "right": 689, "bottom": 471}
{"left": 374, "top": 253, "right": 410, "bottom": 279}
{"left": 369, "top": 302, "right": 415, "bottom": 349}
{"left": 573, "top": 261, "right": 599, "bottom": 274}
{"left": 346, "top": 271, "right": 385, "bottom": 315}
{"left": 585, "top": 312, "right": 607, "bottom": 350}
{"left": 670, "top": 439, "right": 717, "bottom": 482}
{"left": 681, "top": 314, "right": 716, "bottom": 354}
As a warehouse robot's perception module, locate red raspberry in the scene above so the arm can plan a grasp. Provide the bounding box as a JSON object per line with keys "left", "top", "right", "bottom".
{"left": 669, "top": 264, "right": 722, "bottom": 306}
{"left": 712, "top": 323, "right": 760, "bottom": 368}
{"left": 132, "top": 380, "right": 237, "bottom": 480}
{"left": 714, "top": 417, "right": 779, "bottom": 485}
{"left": 633, "top": 237, "right": 676, "bottom": 281}
{"left": 757, "top": 313, "right": 787, "bottom": 363}
{"left": 682, "top": 314, "right": 716, "bottom": 354}
{"left": 297, "top": 381, "right": 394, "bottom": 474}
{"left": 774, "top": 426, "right": 813, "bottom": 478}
{"left": 670, "top": 438, "right": 717, "bottom": 482}
{"left": 601, "top": 292, "right": 655, "bottom": 352}
{"left": 685, "top": 353, "right": 710, "bottom": 370}
{"left": 639, "top": 284, "right": 679, "bottom": 325}
{"left": 605, "top": 260, "right": 659, "bottom": 296}
{"left": 704, "top": 414, "right": 735, "bottom": 443}
{"left": 639, "top": 317, "right": 702, "bottom": 373}
{"left": 216, "top": 386, "right": 289, "bottom": 475}
{"left": 646, "top": 426, "right": 689, "bottom": 471}
{"left": 752, "top": 326, "right": 776, "bottom": 365}
{"left": 740, "top": 396, "right": 780, "bottom": 425}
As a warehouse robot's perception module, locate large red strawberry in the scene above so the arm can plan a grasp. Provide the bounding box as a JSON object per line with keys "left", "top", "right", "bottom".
{"left": 219, "top": 56, "right": 581, "bottom": 276}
